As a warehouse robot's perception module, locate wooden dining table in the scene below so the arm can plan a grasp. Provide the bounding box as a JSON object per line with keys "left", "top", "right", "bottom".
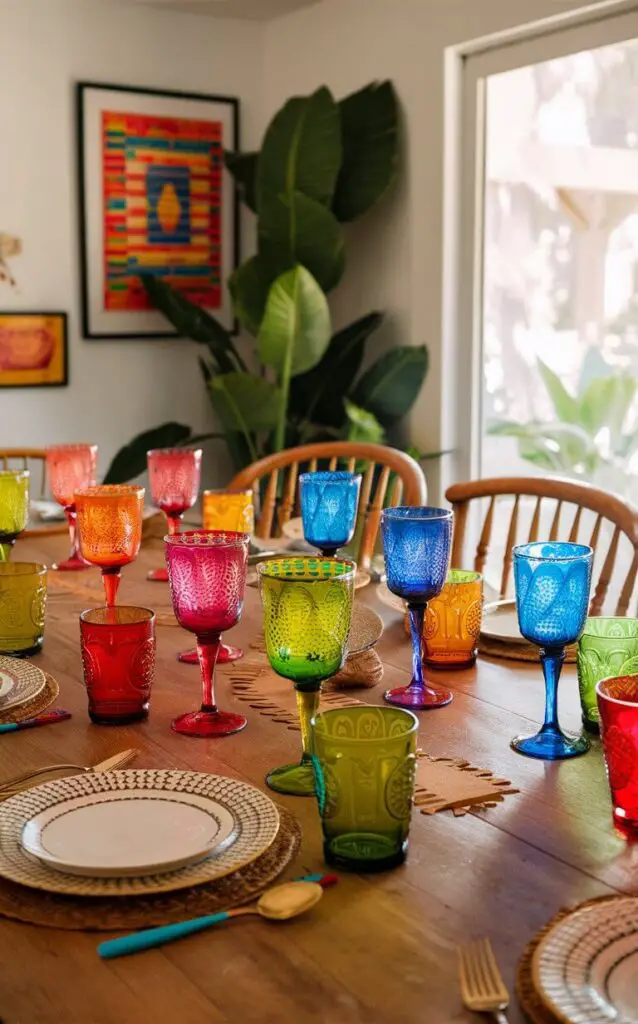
{"left": 0, "top": 531, "right": 633, "bottom": 1024}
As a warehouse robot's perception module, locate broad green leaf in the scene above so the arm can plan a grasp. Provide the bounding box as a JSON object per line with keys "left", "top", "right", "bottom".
{"left": 224, "top": 151, "right": 258, "bottom": 213}
{"left": 577, "top": 346, "right": 613, "bottom": 398}
{"left": 258, "top": 266, "right": 331, "bottom": 379}
{"left": 209, "top": 372, "right": 283, "bottom": 433}
{"left": 537, "top": 359, "right": 579, "bottom": 424}
{"left": 259, "top": 190, "right": 346, "bottom": 292}
{"left": 351, "top": 345, "right": 428, "bottom": 425}
{"left": 579, "top": 374, "right": 636, "bottom": 439}
{"left": 491, "top": 419, "right": 600, "bottom": 475}
{"left": 103, "top": 423, "right": 192, "bottom": 484}
{"left": 141, "top": 276, "right": 241, "bottom": 372}
{"left": 228, "top": 254, "right": 274, "bottom": 335}
{"left": 333, "top": 81, "right": 399, "bottom": 222}
{"left": 256, "top": 87, "right": 341, "bottom": 212}
{"left": 343, "top": 399, "right": 385, "bottom": 444}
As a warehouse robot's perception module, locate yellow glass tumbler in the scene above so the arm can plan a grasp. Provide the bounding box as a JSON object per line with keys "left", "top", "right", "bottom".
{"left": 0, "top": 562, "right": 47, "bottom": 655}
{"left": 422, "top": 569, "right": 483, "bottom": 669}
{"left": 202, "top": 490, "right": 254, "bottom": 534}
{"left": 0, "top": 470, "right": 29, "bottom": 562}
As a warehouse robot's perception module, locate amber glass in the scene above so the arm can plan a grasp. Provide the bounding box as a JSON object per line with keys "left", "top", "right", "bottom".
{"left": 0, "top": 562, "right": 47, "bottom": 656}
{"left": 146, "top": 447, "right": 202, "bottom": 582}
{"left": 0, "top": 470, "right": 29, "bottom": 562}
{"left": 422, "top": 570, "right": 483, "bottom": 668}
{"left": 80, "top": 606, "right": 155, "bottom": 724}
{"left": 46, "top": 444, "right": 98, "bottom": 571}
{"left": 75, "top": 485, "right": 144, "bottom": 606}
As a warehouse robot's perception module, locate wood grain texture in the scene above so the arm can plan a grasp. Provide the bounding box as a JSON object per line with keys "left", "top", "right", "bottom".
{"left": 0, "top": 533, "right": 631, "bottom": 1024}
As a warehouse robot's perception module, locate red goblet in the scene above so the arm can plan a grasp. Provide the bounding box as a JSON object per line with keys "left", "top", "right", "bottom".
{"left": 146, "top": 448, "right": 202, "bottom": 582}
{"left": 46, "top": 444, "right": 97, "bottom": 571}
{"left": 166, "top": 530, "right": 249, "bottom": 737}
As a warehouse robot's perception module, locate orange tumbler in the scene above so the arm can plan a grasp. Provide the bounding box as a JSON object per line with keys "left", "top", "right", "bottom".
{"left": 421, "top": 569, "right": 483, "bottom": 669}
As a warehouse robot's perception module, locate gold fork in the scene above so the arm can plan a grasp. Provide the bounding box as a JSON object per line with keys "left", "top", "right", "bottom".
{"left": 458, "top": 938, "right": 509, "bottom": 1023}
{"left": 0, "top": 748, "right": 139, "bottom": 797}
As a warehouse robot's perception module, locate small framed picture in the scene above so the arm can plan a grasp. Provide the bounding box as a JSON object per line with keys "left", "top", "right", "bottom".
{"left": 77, "top": 81, "right": 239, "bottom": 340}
{"left": 0, "top": 313, "right": 68, "bottom": 388}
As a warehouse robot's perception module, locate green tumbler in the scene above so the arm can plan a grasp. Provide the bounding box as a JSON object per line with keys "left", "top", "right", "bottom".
{"left": 311, "top": 705, "right": 418, "bottom": 872}
{"left": 577, "top": 617, "right": 638, "bottom": 733}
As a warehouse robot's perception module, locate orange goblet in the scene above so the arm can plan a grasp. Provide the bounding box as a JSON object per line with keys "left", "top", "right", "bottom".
{"left": 75, "top": 485, "right": 144, "bottom": 606}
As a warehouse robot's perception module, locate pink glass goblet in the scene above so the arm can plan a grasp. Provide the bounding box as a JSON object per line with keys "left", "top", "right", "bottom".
{"left": 46, "top": 444, "right": 98, "bottom": 571}
{"left": 166, "top": 530, "right": 249, "bottom": 737}
{"left": 147, "top": 448, "right": 202, "bottom": 582}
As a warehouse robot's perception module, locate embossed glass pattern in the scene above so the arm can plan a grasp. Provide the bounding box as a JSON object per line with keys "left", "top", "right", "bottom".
{"left": 512, "top": 541, "right": 593, "bottom": 760}
{"left": 423, "top": 569, "right": 483, "bottom": 668}
{"left": 146, "top": 447, "right": 202, "bottom": 583}
{"left": 311, "top": 706, "right": 418, "bottom": 871}
{"left": 0, "top": 470, "right": 29, "bottom": 562}
{"left": 46, "top": 444, "right": 97, "bottom": 571}
{"left": 382, "top": 506, "right": 453, "bottom": 710}
{"left": 577, "top": 617, "right": 638, "bottom": 733}
{"left": 75, "top": 485, "right": 145, "bottom": 606}
{"left": 258, "top": 556, "right": 355, "bottom": 796}
{"left": 299, "top": 471, "right": 361, "bottom": 557}
{"left": 596, "top": 674, "right": 638, "bottom": 836}
{"left": 165, "top": 530, "right": 249, "bottom": 737}
{"left": 79, "top": 606, "right": 155, "bottom": 723}
{"left": 0, "top": 562, "right": 47, "bottom": 656}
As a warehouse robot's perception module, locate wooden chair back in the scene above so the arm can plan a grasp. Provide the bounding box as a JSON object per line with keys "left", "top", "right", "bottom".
{"left": 227, "top": 442, "right": 427, "bottom": 569}
{"left": 0, "top": 448, "right": 66, "bottom": 538}
{"left": 446, "top": 476, "right": 638, "bottom": 615}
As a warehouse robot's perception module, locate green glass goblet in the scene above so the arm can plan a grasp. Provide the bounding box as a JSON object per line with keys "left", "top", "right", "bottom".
{"left": 577, "top": 616, "right": 638, "bottom": 734}
{"left": 258, "top": 556, "right": 356, "bottom": 797}
{"left": 0, "top": 470, "right": 29, "bottom": 562}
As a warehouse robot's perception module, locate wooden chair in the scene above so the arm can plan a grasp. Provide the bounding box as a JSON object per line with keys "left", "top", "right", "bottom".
{"left": 227, "top": 442, "right": 427, "bottom": 569}
{"left": 0, "top": 448, "right": 66, "bottom": 538}
{"left": 446, "top": 476, "right": 638, "bottom": 616}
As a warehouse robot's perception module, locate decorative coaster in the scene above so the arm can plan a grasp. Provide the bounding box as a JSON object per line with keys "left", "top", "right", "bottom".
{"left": 0, "top": 805, "right": 301, "bottom": 931}
{"left": 227, "top": 662, "right": 364, "bottom": 732}
{"left": 414, "top": 754, "right": 519, "bottom": 816}
{"left": 478, "top": 637, "right": 577, "bottom": 664}
{"left": 0, "top": 672, "right": 59, "bottom": 725}
{"left": 332, "top": 648, "right": 384, "bottom": 689}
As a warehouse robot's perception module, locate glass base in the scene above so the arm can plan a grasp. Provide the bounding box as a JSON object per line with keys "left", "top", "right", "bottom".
{"left": 613, "top": 808, "right": 638, "bottom": 840}
{"left": 171, "top": 708, "right": 247, "bottom": 737}
{"left": 178, "top": 643, "right": 243, "bottom": 665}
{"left": 384, "top": 684, "right": 453, "bottom": 710}
{"left": 52, "top": 555, "right": 91, "bottom": 571}
{"left": 0, "top": 638, "right": 43, "bottom": 658}
{"left": 89, "top": 705, "right": 148, "bottom": 725}
{"left": 583, "top": 716, "right": 600, "bottom": 736}
{"left": 324, "top": 836, "right": 407, "bottom": 872}
{"left": 147, "top": 567, "right": 168, "bottom": 582}
{"left": 265, "top": 761, "right": 316, "bottom": 796}
{"left": 511, "top": 727, "right": 590, "bottom": 760}
{"left": 423, "top": 654, "right": 477, "bottom": 671}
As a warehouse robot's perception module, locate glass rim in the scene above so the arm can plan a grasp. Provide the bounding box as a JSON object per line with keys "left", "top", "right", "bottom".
{"left": 512, "top": 541, "right": 592, "bottom": 561}
{"left": 596, "top": 675, "right": 638, "bottom": 708}
{"left": 80, "top": 605, "right": 155, "bottom": 626}
{"left": 310, "top": 705, "right": 419, "bottom": 740}
{"left": 147, "top": 447, "right": 202, "bottom": 458}
{"left": 0, "top": 561, "right": 46, "bottom": 578}
{"left": 382, "top": 505, "right": 452, "bottom": 521}
{"left": 447, "top": 569, "right": 482, "bottom": 584}
{"left": 164, "top": 529, "right": 250, "bottom": 548}
{"left": 75, "top": 485, "right": 144, "bottom": 499}
{"left": 298, "top": 471, "right": 362, "bottom": 483}
{"left": 0, "top": 468, "right": 29, "bottom": 480}
{"left": 257, "top": 555, "right": 357, "bottom": 582}
{"left": 46, "top": 443, "right": 97, "bottom": 454}
{"left": 202, "top": 488, "right": 252, "bottom": 498}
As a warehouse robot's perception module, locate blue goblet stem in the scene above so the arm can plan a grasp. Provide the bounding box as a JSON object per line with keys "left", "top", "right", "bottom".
{"left": 540, "top": 645, "right": 564, "bottom": 736}
{"left": 408, "top": 603, "right": 426, "bottom": 692}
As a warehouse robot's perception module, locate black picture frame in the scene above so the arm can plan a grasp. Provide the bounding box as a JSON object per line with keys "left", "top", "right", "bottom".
{"left": 77, "top": 81, "right": 240, "bottom": 340}
{"left": 0, "top": 312, "right": 68, "bottom": 388}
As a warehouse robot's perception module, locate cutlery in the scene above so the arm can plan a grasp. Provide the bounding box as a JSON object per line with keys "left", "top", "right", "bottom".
{"left": 458, "top": 938, "right": 509, "bottom": 1023}
{"left": 0, "top": 747, "right": 139, "bottom": 796}
{"left": 0, "top": 709, "right": 71, "bottom": 734}
{"left": 98, "top": 880, "right": 324, "bottom": 959}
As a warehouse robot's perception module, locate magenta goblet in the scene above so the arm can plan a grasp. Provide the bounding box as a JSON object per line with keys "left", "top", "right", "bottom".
{"left": 165, "top": 530, "right": 249, "bottom": 737}
{"left": 147, "top": 448, "right": 202, "bottom": 582}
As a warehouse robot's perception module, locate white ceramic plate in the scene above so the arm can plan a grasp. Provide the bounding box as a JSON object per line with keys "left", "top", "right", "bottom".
{"left": 0, "top": 770, "right": 280, "bottom": 897}
{"left": 533, "top": 897, "right": 638, "bottom": 1023}
{"left": 21, "top": 789, "right": 238, "bottom": 878}
{"left": 481, "top": 599, "right": 523, "bottom": 643}
{"left": 0, "top": 658, "right": 46, "bottom": 713}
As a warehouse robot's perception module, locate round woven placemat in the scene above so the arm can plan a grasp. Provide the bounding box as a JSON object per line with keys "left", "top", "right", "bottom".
{"left": 479, "top": 637, "right": 577, "bottom": 664}
{"left": 515, "top": 894, "right": 620, "bottom": 1023}
{"left": 0, "top": 672, "right": 59, "bottom": 724}
{"left": 0, "top": 805, "right": 301, "bottom": 931}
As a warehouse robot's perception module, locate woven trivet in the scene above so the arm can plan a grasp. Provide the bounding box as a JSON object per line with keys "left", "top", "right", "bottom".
{"left": 478, "top": 636, "right": 577, "bottom": 664}
{"left": 0, "top": 672, "right": 59, "bottom": 724}
{"left": 515, "top": 894, "right": 620, "bottom": 1024}
{"left": 0, "top": 805, "right": 301, "bottom": 931}
{"left": 332, "top": 648, "right": 383, "bottom": 688}
{"left": 414, "top": 754, "right": 519, "bottom": 816}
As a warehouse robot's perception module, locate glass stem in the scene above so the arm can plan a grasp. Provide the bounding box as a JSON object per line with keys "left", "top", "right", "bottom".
{"left": 198, "top": 634, "right": 220, "bottom": 712}
{"left": 295, "top": 686, "right": 321, "bottom": 763}
{"left": 102, "top": 567, "right": 121, "bottom": 607}
{"left": 407, "top": 603, "right": 426, "bottom": 691}
{"left": 0, "top": 541, "right": 13, "bottom": 563}
{"left": 166, "top": 513, "right": 182, "bottom": 536}
{"left": 64, "top": 505, "right": 80, "bottom": 560}
{"left": 540, "top": 646, "right": 565, "bottom": 734}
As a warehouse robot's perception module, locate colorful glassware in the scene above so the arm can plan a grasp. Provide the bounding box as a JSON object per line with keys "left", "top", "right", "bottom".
{"left": 597, "top": 674, "right": 638, "bottom": 836}
{"left": 46, "top": 444, "right": 98, "bottom": 571}
{"left": 512, "top": 541, "right": 592, "bottom": 760}
{"left": 80, "top": 606, "right": 156, "bottom": 723}
{"left": 146, "top": 448, "right": 202, "bottom": 582}
{"left": 165, "top": 530, "right": 249, "bottom": 737}
{"left": 75, "top": 485, "right": 145, "bottom": 606}
{"left": 258, "top": 556, "right": 355, "bottom": 796}
{"left": 577, "top": 617, "right": 638, "bottom": 734}
{"left": 0, "top": 470, "right": 29, "bottom": 562}
{"left": 299, "top": 471, "right": 361, "bottom": 557}
{"left": 311, "top": 706, "right": 418, "bottom": 871}
{"left": 0, "top": 562, "right": 47, "bottom": 656}
{"left": 381, "top": 506, "right": 453, "bottom": 709}
{"left": 422, "top": 569, "right": 483, "bottom": 669}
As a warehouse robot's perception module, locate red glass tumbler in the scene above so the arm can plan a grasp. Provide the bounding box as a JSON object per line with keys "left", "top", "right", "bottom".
{"left": 80, "top": 606, "right": 156, "bottom": 724}
{"left": 146, "top": 447, "right": 202, "bottom": 582}
{"left": 597, "top": 674, "right": 638, "bottom": 837}
{"left": 165, "top": 530, "right": 249, "bottom": 737}
{"left": 46, "top": 444, "right": 98, "bottom": 571}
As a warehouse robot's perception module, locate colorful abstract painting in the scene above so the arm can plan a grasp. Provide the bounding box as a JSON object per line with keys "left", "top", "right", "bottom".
{"left": 0, "top": 313, "right": 67, "bottom": 388}
{"left": 102, "top": 111, "right": 223, "bottom": 313}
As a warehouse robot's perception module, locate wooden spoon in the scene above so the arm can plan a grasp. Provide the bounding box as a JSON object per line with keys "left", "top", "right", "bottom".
{"left": 97, "top": 882, "right": 324, "bottom": 960}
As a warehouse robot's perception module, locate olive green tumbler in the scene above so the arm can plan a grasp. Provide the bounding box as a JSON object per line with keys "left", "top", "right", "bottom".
{"left": 577, "top": 617, "right": 638, "bottom": 733}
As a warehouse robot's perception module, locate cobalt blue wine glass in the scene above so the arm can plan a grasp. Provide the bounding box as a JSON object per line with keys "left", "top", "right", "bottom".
{"left": 382, "top": 506, "right": 453, "bottom": 709}
{"left": 299, "top": 471, "right": 361, "bottom": 557}
{"left": 512, "top": 541, "right": 593, "bottom": 760}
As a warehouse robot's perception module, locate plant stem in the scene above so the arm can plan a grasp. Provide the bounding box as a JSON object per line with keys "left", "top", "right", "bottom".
{"left": 273, "top": 275, "right": 298, "bottom": 452}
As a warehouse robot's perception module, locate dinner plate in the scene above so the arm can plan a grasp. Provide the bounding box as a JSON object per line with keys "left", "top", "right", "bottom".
{"left": 533, "top": 897, "right": 638, "bottom": 1023}
{"left": 0, "top": 770, "right": 280, "bottom": 897}
{"left": 21, "top": 789, "right": 238, "bottom": 878}
{"left": 481, "top": 599, "right": 522, "bottom": 643}
{"left": 0, "top": 658, "right": 46, "bottom": 713}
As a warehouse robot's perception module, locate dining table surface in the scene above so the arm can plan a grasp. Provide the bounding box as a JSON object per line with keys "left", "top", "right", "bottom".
{"left": 0, "top": 530, "right": 634, "bottom": 1024}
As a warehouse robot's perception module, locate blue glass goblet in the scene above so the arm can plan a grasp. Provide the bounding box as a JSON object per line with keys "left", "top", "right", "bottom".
{"left": 512, "top": 541, "right": 593, "bottom": 760}
{"left": 299, "top": 471, "right": 361, "bottom": 558}
{"left": 382, "top": 506, "right": 453, "bottom": 710}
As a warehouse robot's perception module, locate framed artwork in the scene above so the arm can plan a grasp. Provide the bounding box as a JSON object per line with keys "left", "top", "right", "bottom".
{"left": 0, "top": 313, "right": 68, "bottom": 388}
{"left": 77, "top": 82, "right": 239, "bottom": 340}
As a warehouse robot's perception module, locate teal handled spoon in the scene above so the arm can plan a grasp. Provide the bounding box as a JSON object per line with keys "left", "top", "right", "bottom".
{"left": 98, "top": 881, "right": 324, "bottom": 960}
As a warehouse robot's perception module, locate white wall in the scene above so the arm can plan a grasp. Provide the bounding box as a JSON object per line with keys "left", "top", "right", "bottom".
{"left": 0, "top": 0, "right": 263, "bottom": 482}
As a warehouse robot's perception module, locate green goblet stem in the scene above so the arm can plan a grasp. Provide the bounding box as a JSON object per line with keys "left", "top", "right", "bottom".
{"left": 265, "top": 685, "right": 321, "bottom": 797}
{"left": 0, "top": 541, "right": 14, "bottom": 562}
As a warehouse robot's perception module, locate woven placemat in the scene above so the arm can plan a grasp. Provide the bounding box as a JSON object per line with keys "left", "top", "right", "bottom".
{"left": 515, "top": 894, "right": 620, "bottom": 1023}
{"left": 0, "top": 805, "right": 301, "bottom": 931}
{"left": 0, "top": 672, "right": 59, "bottom": 724}
{"left": 479, "top": 636, "right": 577, "bottom": 664}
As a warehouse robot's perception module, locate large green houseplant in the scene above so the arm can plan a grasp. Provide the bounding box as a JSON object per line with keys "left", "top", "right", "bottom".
{"left": 105, "top": 81, "right": 429, "bottom": 483}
